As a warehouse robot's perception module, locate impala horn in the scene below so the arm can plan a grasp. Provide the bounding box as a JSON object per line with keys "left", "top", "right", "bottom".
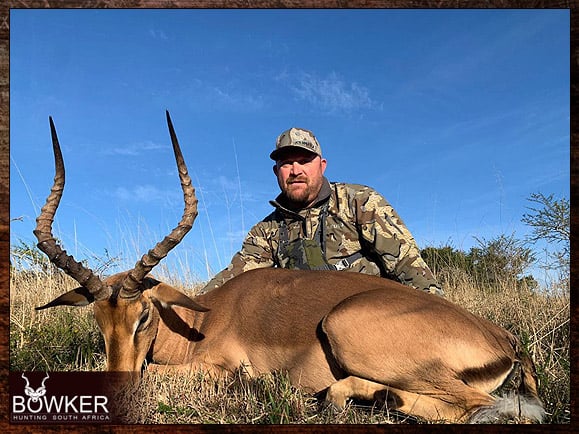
{"left": 34, "top": 112, "right": 198, "bottom": 303}
{"left": 118, "top": 111, "right": 198, "bottom": 300}
{"left": 34, "top": 117, "right": 111, "bottom": 302}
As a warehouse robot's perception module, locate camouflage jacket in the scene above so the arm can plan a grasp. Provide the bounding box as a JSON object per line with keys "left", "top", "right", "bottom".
{"left": 203, "top": 178, "right": 442, "bottom": 295}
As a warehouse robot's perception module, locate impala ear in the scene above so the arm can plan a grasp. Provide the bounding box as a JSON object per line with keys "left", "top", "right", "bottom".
{"left": 35, "top": 286, "right": 95, "bottom": 310}
{"left": 149, "top": 283, "right": 209, "bottom": 312}
{"left": 142, "top": 276, "right": 162, "bottom": 289}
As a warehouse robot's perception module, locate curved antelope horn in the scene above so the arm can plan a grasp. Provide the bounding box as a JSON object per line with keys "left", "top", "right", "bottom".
{"left": 21, "top": 373, "right": 31, "bottom": 390}
{"left": 119, "top": 111, "right": 198, "bottom": 299}
{"left": 33, "top": 117, "right": 111, "bottom": 301}
{"left": 40, "top": 373, "right": 50, "bottom": 389}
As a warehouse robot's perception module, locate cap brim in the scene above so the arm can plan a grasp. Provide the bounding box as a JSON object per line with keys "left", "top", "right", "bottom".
{"left": 270, "top": 146, "right": 319, "bottom": 161}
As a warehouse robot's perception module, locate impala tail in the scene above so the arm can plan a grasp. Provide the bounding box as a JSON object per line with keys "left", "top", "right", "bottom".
{"left": 469, "top": 343, "right": 545, "bottom": 423}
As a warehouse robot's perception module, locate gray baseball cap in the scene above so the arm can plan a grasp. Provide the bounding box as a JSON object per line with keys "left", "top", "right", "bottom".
{"left": 270, "top": 127, "right": 322, "bottom": 160}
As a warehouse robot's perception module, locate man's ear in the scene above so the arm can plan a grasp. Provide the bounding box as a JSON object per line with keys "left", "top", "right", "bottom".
{"left": 320, "top": 157, "right": 327, "bottom": 174}
{"left": 273, "top": 164, "right": 279, "bottom": 176}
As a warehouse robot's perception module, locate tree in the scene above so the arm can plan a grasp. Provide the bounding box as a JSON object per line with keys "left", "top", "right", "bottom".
{"left": 522, "top": 193, "right": 569, "bottom": 245}
{"left": 521, "top": 193, "right": 569, "bottom": 286}
{"left": 422, "top": 234, "right": 537, "bottom": 292}
{"left": 421, "top": 245, "right": 472, "bottom": 275}
{"left": 470, "top": 234, "right": 537, "bottom": 290}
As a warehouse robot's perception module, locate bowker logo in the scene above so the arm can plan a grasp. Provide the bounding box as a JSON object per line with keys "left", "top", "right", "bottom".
{"left": 11, "top": 372, "right": 112, "bottom": 423}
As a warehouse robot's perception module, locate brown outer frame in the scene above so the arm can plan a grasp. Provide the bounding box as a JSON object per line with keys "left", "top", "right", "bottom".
{"left": 0, "top": 2, "right": 575, "bottom": 432}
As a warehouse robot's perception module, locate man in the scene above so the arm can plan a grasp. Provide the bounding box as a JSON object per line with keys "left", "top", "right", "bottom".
{"left": 203, "top": 127, "right": 442, "bottom": 295}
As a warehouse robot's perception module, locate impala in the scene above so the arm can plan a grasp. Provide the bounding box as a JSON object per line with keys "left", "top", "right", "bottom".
{"left": 34, "top": 112, "right": 545, "bottom": 423}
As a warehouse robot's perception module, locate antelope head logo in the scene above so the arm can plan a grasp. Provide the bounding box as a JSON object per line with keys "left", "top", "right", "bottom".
{"left": 21, "top": 373, "right": 50, "bottom": 402}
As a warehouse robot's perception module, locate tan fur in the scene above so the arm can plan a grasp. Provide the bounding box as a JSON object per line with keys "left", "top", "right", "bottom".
{"left": 67, "top": 268, "right": 543, "bottom": 422}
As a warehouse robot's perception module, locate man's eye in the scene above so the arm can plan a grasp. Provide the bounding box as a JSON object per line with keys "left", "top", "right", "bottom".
{"left": 280, "top": 158, "right": 312, "bottom": 167}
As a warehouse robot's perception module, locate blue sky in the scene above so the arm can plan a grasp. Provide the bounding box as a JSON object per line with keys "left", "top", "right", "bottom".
{"left": 10, "top": 9, "right": 569, "bottom": 284}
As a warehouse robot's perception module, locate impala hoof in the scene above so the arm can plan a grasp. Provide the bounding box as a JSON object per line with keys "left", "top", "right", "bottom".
{"left": 321, "top": 395, "right": 347, "bottom": 414}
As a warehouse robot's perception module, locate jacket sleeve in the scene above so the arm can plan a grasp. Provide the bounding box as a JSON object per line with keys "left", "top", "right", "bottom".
{"left": 354, "top": 187, "right": 443, "bottom": 295}
{"left": 200, "top": 222, "right": 275, "bottom": 291}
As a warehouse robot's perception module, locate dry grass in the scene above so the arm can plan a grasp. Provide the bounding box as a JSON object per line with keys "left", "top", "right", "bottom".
{"left": 9, "top": 266, "right": 570, "bottom": 424}
{"left": 111, "top": 369, "right": 414, "bottom": 424}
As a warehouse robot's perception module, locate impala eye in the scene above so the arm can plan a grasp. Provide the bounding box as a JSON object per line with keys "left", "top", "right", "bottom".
{"left": 136, "top": 308, "right": 150, "bottom": 333}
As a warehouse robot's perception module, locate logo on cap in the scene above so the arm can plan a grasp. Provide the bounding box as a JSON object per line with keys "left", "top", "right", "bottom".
{"left": 270, "top": 127, "right": 322, "bottom": 160}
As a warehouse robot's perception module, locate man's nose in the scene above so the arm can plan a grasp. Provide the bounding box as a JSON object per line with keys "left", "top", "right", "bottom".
{"left": 290, "top": 161, "right": 303, "bottom": 174}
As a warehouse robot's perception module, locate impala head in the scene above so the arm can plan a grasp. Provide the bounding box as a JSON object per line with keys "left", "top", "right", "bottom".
{"left": 34, "top": 112, "right": 208, "bottom": 376}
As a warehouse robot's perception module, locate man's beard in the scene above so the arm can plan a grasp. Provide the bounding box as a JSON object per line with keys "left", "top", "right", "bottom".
{"left": 282, "top": 176, "right": 322, "bottom": 207}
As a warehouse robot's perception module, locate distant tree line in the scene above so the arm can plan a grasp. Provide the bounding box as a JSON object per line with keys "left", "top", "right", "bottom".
{"left": 11, "top": 192, "right": 569, "bottom": 293}
{"left": 421, "top": 192, "right": 569, "bottom": 292}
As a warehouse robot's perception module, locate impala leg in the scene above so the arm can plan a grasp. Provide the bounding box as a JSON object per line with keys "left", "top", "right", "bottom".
{"left": 325, "top": 376, "right": 390, "bottom": 409}
{"left": 325, "top": 376, "right": 497, "bottom": 422}
{"left": 385, "top": 384, "right": 497, "bottom": 423}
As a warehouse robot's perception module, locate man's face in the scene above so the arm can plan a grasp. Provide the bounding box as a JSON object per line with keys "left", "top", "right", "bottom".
{"left": 273, "top": 149, "right": 327, "bottom": 208}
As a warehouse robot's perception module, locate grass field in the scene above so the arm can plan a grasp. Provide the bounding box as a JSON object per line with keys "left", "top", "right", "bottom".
{"left": 9, "top": 263, "right": 570, "bottom": 424}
